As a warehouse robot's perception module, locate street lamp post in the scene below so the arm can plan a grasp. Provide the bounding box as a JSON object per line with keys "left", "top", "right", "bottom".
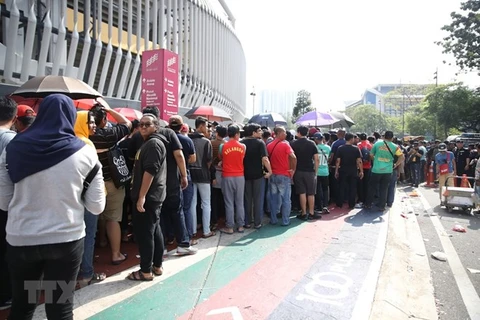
{"left": 250, "top": 86, "right": 256, "bottom": 116}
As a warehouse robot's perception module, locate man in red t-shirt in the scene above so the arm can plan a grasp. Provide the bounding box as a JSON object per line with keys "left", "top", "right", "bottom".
{"left": 267, "top": 127, "right": 297, "bottom": 226}
{"left": 219, "top": 125, "right": 246, "bottom": 234}
{"left": 357, "top": 133, "right": 372, "bottom": 205}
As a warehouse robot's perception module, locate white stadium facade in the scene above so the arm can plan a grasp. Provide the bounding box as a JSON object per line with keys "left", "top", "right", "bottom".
{"left": 0, "top": 0, "right": 246, "bottom": 122}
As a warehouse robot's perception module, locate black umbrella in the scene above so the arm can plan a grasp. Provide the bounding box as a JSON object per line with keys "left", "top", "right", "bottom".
{"left": 248, "top": 113, "right": 287, "bottom": 128}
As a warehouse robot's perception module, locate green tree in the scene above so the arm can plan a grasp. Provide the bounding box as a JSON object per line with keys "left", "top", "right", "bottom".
{"left": 437, "top": 0, "right": 480, "bottom": 72}
{"left": 291, "top": 90, "right": 313, "bottom": 124}
{"left": 348, "top": 104, "right": 388, "bottom": 133}
{"left": 424, "top": 84, "right": 472, "bottom": 138}
{"left": 404, "top": 103, "right": 435, "bottom": 137}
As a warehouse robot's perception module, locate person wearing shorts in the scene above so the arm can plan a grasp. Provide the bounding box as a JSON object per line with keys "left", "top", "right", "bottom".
{"left": 291, "top": 126, "right": 319, "bottom": 220}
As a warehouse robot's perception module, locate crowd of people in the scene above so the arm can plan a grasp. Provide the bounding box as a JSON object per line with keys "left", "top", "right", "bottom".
{"left": 1, "top": 93, "right": 480, "bottom": 318}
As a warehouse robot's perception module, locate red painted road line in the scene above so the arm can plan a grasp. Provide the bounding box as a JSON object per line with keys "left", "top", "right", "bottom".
{"left": 178, "top": 208, "right": 351, "bottom": 320}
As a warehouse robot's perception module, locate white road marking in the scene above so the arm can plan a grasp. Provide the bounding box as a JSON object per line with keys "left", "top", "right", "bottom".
{"left": 418, "top": 189, "right": 480, "bottom": 320}
{"left": 350, "top": 210, "right": 389, "bottom": 319}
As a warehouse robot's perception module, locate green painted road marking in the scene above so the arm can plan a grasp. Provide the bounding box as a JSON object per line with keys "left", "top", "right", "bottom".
{"left": 90, "top": 220, "right": 306, "bottom": 320}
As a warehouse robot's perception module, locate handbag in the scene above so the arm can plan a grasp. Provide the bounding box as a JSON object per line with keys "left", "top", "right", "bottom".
{"left": 439, "top": 153, "right": 450, "bottom": 175}
{"left": 108, "top": 145, "right": 131, "bottom": 188}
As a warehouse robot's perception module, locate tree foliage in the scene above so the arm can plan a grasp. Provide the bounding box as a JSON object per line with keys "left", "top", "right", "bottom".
{"left": 291, "top": 90, "right": 313, "bottom": 123}
{"left": 437, "top": 0, "right": 480, "bottom": 72}
{"left": 424, "top": 84, "right": 472, "bottom": 137}
{"left": 347, "top": 105, "right": 390, "bottom": 134}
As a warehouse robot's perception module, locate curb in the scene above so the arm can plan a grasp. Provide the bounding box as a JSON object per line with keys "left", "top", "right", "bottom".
{"left": 369, "top": 190, "right": 438, "bottom": 320}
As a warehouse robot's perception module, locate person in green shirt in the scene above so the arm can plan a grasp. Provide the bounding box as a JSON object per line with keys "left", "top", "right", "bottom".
{"left": 365, "top": 131, "right": 404, "bottom": 211}
{"left": 313, "top": 132, "right": 331, "bottom": 214}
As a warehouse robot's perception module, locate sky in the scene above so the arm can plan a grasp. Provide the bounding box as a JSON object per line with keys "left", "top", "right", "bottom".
{"left": 224, "top": 0, "right": 479, "bottom": 116}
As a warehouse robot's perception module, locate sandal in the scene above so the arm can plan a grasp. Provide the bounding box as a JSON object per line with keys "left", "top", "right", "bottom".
{"left": 190, "top": 239, "right": 199, "bottom": 245}
{"left": 219, "top": 228, "right": 234, "bottom": 235}
{"left": 202, "top": 231, "right": 216, "bottom": 238}
{"left": 237, "top": 227, "right": 245, "bottom": 233}
{"left": 153, "top": 266, "right": 163, "bottom": 276}
{"left": 112, "top": 253, "right": 128, "bottom": 265}
{"left": 90, "top": 272, "right": 107, "bottom": 283}
{"left": 126, "top": 270, "right": 153, "bottom": 281}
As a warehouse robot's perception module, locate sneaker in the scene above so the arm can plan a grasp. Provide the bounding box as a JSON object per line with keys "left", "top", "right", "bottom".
{"left": 354, "top": 203, "right": 363, "bottom": 209}
{"left": 322, "top": 207, "right": 330, "bottom": 214}
{"left": 0, "top": 299, "right": 12, "bottom": 311}
{"left": 177, "top": 246, "right": 198, "bottom": 255}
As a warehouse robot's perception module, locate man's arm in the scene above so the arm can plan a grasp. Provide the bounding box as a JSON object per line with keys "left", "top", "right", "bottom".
{"left": 136, "top": 172, "right": 154, "bottom": 213}
{"left": 188, "top": 154, "right": 196, "bottom": 164}
{"left": 288, "top": 152, "right": 297, "bottom": 177}
{"left": 313, "top": 153, "right": 319, "bottom": 175}
{"left": 103, "top": 105, "right": 132, "bottom": 129}
{"left": 262, "top": 156, "right": 272, "bottom": 178}
{"left": 173, "top": 150, "right": 188, "bottom": 189}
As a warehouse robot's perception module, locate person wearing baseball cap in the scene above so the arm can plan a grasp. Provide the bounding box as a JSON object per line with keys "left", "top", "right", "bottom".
{"left": 15, "top": 105, "right": 36, "bottom": 133}
{"left": 435, "top": 143, "right": 456, "bottom": 202}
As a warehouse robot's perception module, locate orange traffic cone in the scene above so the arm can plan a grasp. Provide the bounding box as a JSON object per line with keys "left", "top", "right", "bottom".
{"left": 425, "top": 161, "right": 435, "bottom": 188}
{"left": 460, "top": 174, "right": 471, "bottom": 188}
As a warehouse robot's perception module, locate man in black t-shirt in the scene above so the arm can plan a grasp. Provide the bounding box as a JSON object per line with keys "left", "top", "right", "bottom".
{"left": 291, "top": 126, "right": 319, "bottom": 220}
{"left": 128, "top": 114, "right": 166, "bottom": 281}
{"left": 242, "top": 123, "right": 272, "bottom": 229}
{"left": 335, "top": 133, "right": 363, "bottom": 209}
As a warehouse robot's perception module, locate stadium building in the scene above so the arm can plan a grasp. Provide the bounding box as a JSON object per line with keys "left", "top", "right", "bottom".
{"left": 0, "top": 0, "right": 246, "bottom": 121}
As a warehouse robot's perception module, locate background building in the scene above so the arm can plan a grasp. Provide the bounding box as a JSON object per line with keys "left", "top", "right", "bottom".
{"left": 256, "top": 89, "right": 297, "bottom": 121}
{"left": 0, "top": 0, "right": 246, "bottom": 121}
{"left": 345, "top": 84, "right": 429, "bottom": 117}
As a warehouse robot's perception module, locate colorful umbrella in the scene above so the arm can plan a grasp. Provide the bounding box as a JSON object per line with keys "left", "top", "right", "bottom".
{"left": 11, "top": 75, "right": 102, "bottom": 100}
{"left": 248, "top": 113, "right": 287, "bottom": 128}
{"left": 184, "top": 105, "right": 232, "bottom": 122}
{"left": 295, "top": 111, "right": 337, "bottom": 126}
{"left": 74, "top": 97, "right": 110, "bottom": 111}
{"left": 107, "top": 108, "right": 143, "bottom": 122}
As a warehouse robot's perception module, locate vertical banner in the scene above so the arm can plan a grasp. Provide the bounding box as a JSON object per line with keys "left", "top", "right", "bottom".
{"left": 141, "top": 49, "right": 179, "bottom": 121}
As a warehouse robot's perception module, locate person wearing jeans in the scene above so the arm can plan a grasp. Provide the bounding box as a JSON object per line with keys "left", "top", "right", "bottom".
{"left": 242, "top": 123, "right": 272, "bottom": 229}
{"left": 189, "top": 116, "right": 215, "bottom": 238}
{"left": 269, "top": 175, "right": 293, "bottom": 226}
{"left": 266, "top": 127, "right": 297, "bottom": 226}
{"left": 74, "top": 110, "right": 107, "bottom": 285}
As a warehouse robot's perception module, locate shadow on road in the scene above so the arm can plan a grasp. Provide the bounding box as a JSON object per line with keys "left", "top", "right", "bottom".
{"left": 343, "top": 209, "right": 385, "bottom": 227}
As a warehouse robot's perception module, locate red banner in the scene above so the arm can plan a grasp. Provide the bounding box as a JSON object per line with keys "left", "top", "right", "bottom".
{"left": 141, "top": 49, "right": 179, "bottom": 121}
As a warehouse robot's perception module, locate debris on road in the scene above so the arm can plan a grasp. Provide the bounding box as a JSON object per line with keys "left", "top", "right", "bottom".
{"left": 452, "top": 225, "right": 466, "bottom": 233}
{"left": 424, "top": 238, "right": 429, "bottom": 242}
{"left": 431, "top": 252, "right": 448, "bottom": 261}
{"left": 430, "top": 212, "right": 438, "bottom": 216}
{"left": 467, "top": 268, "right": 480, "bottom": 274}
{"left": 409, "top": 191, "right": 419, "bottom": 197}
{"left": 401, "top": 213, "right": 409, "bottom": 219}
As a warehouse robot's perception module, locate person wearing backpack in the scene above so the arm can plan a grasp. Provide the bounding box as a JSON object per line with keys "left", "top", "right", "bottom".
{"left": 357, "top": 133, "right": 372, "bottom": 206}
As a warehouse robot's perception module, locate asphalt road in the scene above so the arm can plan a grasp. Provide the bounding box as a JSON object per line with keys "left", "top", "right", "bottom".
{"left": 411, "top": 184, "right": 480, "bottom": 320}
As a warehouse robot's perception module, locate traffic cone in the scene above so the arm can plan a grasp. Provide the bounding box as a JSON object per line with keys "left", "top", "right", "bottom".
{"left": 425, "top": 161, "right": 435, "bottom": 188}
{"left": 460, "top": 174, "right": 471, "bottom": 188}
